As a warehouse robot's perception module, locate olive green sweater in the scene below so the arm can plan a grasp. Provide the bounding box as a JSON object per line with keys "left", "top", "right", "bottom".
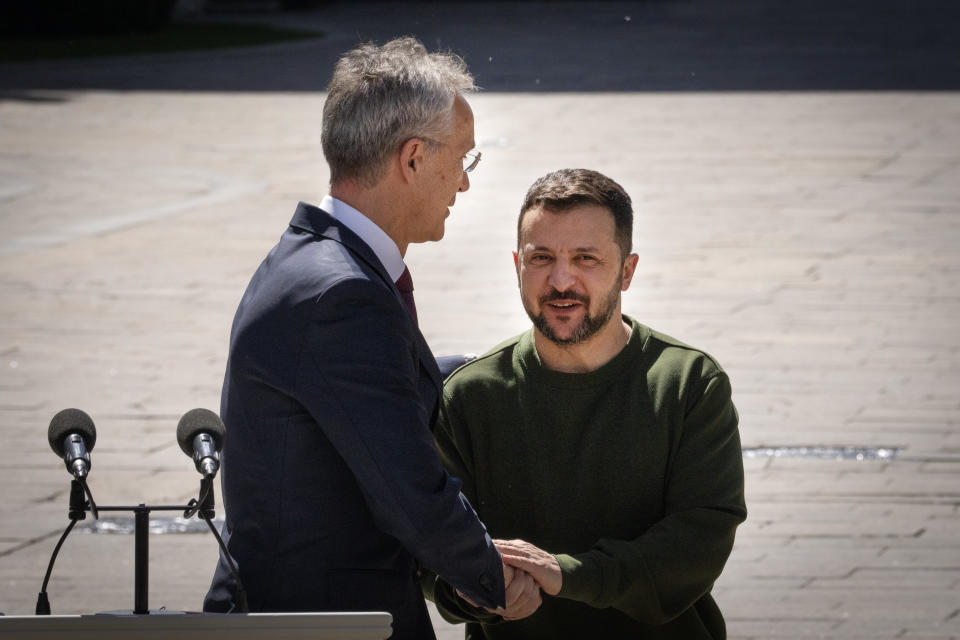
{"left": 422, "top": 317, "right": 746, "bottom": 639}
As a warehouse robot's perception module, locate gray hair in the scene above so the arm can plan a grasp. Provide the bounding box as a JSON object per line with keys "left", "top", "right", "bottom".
{"left": 322, "top": 37, "right": 476, "bottom": 187}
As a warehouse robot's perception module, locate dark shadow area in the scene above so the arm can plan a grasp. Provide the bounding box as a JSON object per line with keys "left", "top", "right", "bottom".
{"left": 0, "top": 22, "right": 323, "bottom": 64}
{"left": 1, "top": 0, "right": 178, "bottom": 36}
{"left": 0, "top": 90, "right": 69, "bottom": 103}
{"left": 1, "top": 0, "right": 959, "bottom": 93}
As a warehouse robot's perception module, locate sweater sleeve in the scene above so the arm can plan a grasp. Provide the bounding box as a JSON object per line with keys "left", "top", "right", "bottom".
{"left": 420, "top": 396, "right": 504, "bottom": 625}
{"left": 555, "top": 371, "right": 746, "bottom": 624}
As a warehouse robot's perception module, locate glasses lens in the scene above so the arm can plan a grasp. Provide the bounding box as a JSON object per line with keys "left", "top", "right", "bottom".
{"left": 464, "top": 151, "right": 481, "bottom": 173}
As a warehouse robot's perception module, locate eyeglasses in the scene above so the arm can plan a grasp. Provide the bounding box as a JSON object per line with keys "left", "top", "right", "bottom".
{"left": 463, "top": 150, "right": 482, "bottom": 173}
{"left": 418, "top": 137, "right": 482, "bottom": 174}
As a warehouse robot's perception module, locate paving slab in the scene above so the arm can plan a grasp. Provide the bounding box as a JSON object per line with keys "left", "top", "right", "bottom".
{"left": 2, "top": 90, "right": 959, "bottom": 639}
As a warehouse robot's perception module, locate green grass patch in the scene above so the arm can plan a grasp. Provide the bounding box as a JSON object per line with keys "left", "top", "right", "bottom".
{"left": 0, "top": 21, "right": 324, "bottom": 63}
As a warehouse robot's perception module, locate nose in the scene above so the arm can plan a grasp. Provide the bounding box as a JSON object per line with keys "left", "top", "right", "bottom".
{"left": 547, "top": 260, "right": 575, "bottom": 292}
{"left": 458, "top": 170, "right": 470, "bottom": 193}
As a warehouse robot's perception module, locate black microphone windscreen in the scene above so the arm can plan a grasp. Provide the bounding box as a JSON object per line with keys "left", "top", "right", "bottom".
{"left": 48, "top": 408, "right": 96, "bottom": 456}
{"left": 176, "top": 408, "right": 226, "bottom": 456}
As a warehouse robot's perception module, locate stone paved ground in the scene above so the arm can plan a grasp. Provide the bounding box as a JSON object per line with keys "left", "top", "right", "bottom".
{"left": 1, "top": 2, "right": 959, "bottom": 638}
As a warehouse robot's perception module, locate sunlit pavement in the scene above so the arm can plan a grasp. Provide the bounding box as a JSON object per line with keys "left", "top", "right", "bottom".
{"left": 1, "top": 2, "right": 959, "bottom": 638}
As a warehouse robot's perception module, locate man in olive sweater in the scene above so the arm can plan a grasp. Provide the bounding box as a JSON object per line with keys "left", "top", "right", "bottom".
{"left": 423, "top": 169, "right": 747, "bottom": 639}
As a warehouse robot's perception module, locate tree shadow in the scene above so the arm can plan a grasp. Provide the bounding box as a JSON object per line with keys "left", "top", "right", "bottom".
{"left": 1, "top": 0, "right": 958, "bottom": 93}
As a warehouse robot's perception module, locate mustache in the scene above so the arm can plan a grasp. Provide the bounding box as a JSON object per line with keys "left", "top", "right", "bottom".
{"left": 539, "top": 290, "right": 590, "bottom": 305}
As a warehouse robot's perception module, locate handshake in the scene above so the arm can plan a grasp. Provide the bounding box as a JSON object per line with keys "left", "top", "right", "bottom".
{"left": 460, "top": 539, "right": 562, "bottom": 621}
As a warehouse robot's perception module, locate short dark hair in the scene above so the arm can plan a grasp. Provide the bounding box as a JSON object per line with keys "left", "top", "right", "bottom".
{"left": 518, "top": 168, "right": 633, "bottom": 259}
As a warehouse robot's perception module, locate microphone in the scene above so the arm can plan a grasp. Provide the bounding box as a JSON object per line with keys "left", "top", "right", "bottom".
{"left": 177, "top": 408, "right": 226, "bottom": 479}
{"left": 48, "top": 409, "right": 97, "bottom": 479}
{"left": 176, "top": 408, "right": 247, "bottom": 611}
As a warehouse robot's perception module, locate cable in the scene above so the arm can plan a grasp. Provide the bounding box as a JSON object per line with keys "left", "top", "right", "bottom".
{"left": 36, "top": 518, "right": 79, "bottom": 614}
{"left": 200, "top": 511, "right": 249, "bottom": 613}
{"left": 79, "top": 476, "right": 98, "bottom": 520}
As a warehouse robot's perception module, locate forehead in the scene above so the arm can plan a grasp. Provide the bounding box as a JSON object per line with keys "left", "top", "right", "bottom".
{"left": 451, "top": 95, "right": 475, "bottom": 148}
{"left": 519, "top": 203, "right": 618, "bottom": 249}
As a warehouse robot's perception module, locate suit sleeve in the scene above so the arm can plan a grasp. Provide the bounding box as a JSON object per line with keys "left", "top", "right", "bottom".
{"left": 553, "top": 371, "right": 746, "bottom": 624}
{"left": 295, "top": 277, "right": 505, "bottom": 610}
{"left": 421, "top": 396, "right": 503, "bottom": 624}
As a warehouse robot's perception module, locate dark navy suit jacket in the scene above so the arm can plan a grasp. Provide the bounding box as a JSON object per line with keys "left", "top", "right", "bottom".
{"left": 204, "top": 202, "right": 505, "bottom": 638}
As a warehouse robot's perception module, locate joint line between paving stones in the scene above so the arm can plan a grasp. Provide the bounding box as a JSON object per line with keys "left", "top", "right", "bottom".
{"left": 0, "top": 527, "right": 67, "bottom": 558}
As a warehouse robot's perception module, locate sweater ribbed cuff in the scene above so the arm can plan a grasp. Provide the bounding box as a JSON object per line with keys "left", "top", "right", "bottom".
{"left": 554, "top": 553, "right": 601, "bottom": 603}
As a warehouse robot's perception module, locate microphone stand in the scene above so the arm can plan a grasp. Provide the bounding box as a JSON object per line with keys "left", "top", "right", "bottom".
{"left": 38, "top": 477, "right": 248, "bottom": 615}
{"left": 95, "top": 501, "right": 190, "bottom": 614}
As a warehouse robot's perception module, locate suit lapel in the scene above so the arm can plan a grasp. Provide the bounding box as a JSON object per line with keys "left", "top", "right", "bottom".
{"left": 289, "top": 202, "right": 443, "bottom": 393}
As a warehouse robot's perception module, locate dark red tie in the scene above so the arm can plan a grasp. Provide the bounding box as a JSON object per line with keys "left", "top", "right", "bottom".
{"left": 395, "top": 267, "right": 418, "bottom": 325}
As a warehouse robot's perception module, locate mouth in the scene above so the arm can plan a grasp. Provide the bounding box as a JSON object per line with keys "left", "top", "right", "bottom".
{"left": 544, "top": 299, "right": 584, "bottom": 315}
{"left": 537, "top": 289, "right": 590, "bottom": 317}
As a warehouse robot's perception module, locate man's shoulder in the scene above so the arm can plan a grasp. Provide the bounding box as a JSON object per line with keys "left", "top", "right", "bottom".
{"left": 633, "top": 320, "right": 727, "bottom": 381}
{"left": 267, "top": 211, "right": 392, "bottom": 291}
{"left": 443, "top": 334, "right": 524, "bottom": 393}
{"left": 281, "top": 200, "right": 391, "bottom": 281}
{"left": 267, "top": 231, "right": 378, "bottom": 293}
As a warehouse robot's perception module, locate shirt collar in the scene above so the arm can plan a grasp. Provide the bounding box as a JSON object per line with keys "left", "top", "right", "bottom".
{"left": 320, "top": 195, "right": 406, "bottom": 282}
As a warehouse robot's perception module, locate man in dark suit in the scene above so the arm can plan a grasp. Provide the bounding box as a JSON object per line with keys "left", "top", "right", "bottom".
{"left": 203, "top": 38, "right": 530, "bottom": 638}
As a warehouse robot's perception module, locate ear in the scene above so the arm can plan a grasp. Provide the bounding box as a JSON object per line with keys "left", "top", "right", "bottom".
{"left": 620, "top": 253, "right": 639, "bottom": 291}
{"left": 398, "top": 137, "right": 426, "bottom": 183}
{"left": 513, "top": 251, "right": 521, "bottom": 287}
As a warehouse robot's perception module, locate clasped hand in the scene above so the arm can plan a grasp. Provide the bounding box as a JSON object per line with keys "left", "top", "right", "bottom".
{"left": 460, "top": 538, "right": 562, "bottom": 621}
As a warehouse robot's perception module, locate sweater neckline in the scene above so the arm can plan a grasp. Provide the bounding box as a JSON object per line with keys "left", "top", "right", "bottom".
{"left": 516, "top": 316, "right": 649, "bottom": 389}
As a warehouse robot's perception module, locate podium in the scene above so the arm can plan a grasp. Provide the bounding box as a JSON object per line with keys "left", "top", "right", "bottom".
{"left": 0, "top": 611, "right": 393, "bottom": 639}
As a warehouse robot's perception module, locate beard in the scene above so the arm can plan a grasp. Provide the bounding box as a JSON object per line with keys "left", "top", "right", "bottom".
{"left": 522, "top": 279, "right": 622, "bottom": 346}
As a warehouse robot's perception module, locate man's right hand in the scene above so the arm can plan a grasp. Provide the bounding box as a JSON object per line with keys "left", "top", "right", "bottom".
{"left": 489, "top": 563, "right": 542, "bottom": 621}
{"left": 493, "top": 569, "right": 543, "bottom": 620}
{"left": 459, "top": 559, "right": 543, "bottom": 620}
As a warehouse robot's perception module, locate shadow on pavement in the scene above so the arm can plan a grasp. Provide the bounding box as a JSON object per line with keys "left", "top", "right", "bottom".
{"left": 1, "top": 0, "right": 959, "bottom": 93}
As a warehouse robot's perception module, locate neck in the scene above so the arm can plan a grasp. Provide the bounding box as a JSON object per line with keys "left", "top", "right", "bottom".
{"left": 330, "top": 180, "right": 410, "bottom": 256}
{"left": 534, "top": 316, "right": 632, "bottom": 373}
